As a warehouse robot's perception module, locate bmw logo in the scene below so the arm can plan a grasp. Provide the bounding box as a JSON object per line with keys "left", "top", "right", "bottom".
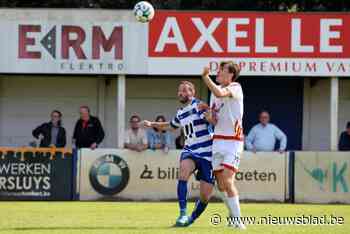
{"left": 89, "top": 154, "right": 130, "bottom": 196}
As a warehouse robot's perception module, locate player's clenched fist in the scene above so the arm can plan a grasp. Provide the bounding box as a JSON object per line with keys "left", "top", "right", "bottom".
{"left": 202, "top": 66, "right": 210, "bottom": 77}
{"left": 197, "top": 102, "right": 209, "bottom": 111}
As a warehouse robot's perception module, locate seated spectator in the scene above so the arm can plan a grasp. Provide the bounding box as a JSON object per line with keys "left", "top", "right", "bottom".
{"left": 73, "top": 106, "right": 105, "bottom": 149}
{"left": 175, "top": 130, "right": 185, "bottom": 150}
{"left": 246, "top": 110, "right": 287, "bottom": 153}
{"left": 338, "top": 122, "right": 350, "bottom": 151}
{"left": 124, "top": 115, "right": 148, "bottom": 152}
{"left": 32, "top": 110, "right": 66, "bottom": 148}
{"left": 147, "top": 115, "right": 173, "bottom": 153}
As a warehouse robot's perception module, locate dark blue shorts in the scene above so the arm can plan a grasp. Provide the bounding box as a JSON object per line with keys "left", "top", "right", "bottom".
{"left": 180, "top": 151, "right": 214, "bottom": 184}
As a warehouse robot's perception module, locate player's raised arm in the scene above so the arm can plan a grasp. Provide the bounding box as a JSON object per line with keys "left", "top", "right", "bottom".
{"left": 201, "top": 66, "right": 232, "bottom": 98}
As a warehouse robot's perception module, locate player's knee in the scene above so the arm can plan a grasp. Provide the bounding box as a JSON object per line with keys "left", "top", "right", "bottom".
{"left": 200, "top": 186, "right": 213, "bottom": 202}
{"left": 214, "top": 175, "right": 226, "bottom": 192}
{"left": 179, "top": 160, "right": 194, "bottom": 181}
{"left": 223, "top": 179, "right": 234, "bottom": 191}
{"left": 179, "top": 169, "right": 191, "bottom": 181}
{"left": 225, "top": 182, "right": 238, "bottom": 196}
{"left": 216, "top": 182, "right": 226, "bottom": 192}
{"left": 223, "top": 177, "right": 231, "bottom": 185}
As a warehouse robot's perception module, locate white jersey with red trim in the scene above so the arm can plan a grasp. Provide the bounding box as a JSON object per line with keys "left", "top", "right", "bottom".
{"left": 210, "top": 82, "right": 244, "bottom": 141}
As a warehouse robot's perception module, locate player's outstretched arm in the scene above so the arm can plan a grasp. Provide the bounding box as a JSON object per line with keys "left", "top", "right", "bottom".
{"left": 201, "top": 66, "right": 232, "bottom": 98}
{"left": 142, "top": 120, "right": 173, "bottom": 131}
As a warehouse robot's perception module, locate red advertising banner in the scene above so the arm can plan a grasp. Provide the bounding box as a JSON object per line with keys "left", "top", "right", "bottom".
{"left": 148, "top": 11, "right": 350, "bottom": 76}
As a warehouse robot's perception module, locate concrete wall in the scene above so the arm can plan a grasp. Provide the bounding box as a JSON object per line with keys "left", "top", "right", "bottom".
{"left": 0, "top": 76, "right": 99, "bottom": 147}
{"left": 0, "top": 76, "right": 208, "bottom": 148}
{"left": 302, "top": 78, "right": 350, "bottom": 150}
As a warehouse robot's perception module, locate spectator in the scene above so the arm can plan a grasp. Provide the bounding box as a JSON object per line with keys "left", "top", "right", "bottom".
{"left": 147, "top": 115, "right": 173, "bottom": 153}
{"left": 246, "top": 110, "right": 287, "bottom": 153}
{"left": 338, "top": 122, "right": 350, "bottom": 151}
{"left": 175, "top": 130, "right": 185, "bottom": 150}
{"left": 124, "top": 114, "right": 148, "bottom": 152}
{"left": 73, "top": 106, "right": 105, "bottom": 149}
{"left": 32, "top": 110, "right": 66, "bottom": 148}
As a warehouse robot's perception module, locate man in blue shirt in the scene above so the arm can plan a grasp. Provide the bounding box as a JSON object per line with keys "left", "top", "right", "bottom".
{"left": 246, "top": 110, "right": 287, "bottom": 153}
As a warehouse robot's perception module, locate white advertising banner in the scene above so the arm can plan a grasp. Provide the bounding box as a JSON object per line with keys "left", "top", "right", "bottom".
{"left": 0, "top": 9, "right": 147, "bottom": 74}
{"left": 295, "top": 152, "right": 350, "bottom": 204}
{"left": 78, "top": 149, "right": 286, "bottom": 201}
{"left": 236, "top": 151, "right": 287, "bottom": 201}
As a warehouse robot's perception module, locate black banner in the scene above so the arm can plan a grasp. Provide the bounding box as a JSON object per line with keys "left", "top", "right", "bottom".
{"left": 0, "top": 148, "right": 73, "bottom": 200}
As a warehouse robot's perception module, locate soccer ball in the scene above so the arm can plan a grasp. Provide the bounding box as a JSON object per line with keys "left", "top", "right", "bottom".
{"left": 133, "top": 1, "right": 155, "bottom": 23}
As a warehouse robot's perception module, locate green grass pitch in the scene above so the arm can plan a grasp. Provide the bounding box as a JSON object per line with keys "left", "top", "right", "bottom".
{"left": 0, "top": 202, "right": 349, "bottom": 234}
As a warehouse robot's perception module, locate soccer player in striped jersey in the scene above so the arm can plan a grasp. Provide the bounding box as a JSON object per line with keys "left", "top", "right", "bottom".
{"left": 201, "top": 62, "right": 246, "bottom": 230}
{"left": 143, "top": 81, "right": 215, "bottom": 227}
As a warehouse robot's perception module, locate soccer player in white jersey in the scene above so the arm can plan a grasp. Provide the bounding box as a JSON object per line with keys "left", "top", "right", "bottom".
{"left": 201, "top": 61, "right": 246, "bottom": 229}
{"left": 143, "top": 81, "right": 215, "bottom": 227}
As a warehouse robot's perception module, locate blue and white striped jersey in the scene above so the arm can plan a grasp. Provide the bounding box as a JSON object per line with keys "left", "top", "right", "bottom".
{"left": 170, "top": 98, "right": 213, "bottom": 161}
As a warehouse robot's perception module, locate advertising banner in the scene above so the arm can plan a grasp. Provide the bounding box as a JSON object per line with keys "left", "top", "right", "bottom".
{"left": 0, "top": 10, "right": 349, "bottom": 76}
{"left": 0, "top": 147, "right": 73, "bottom": 200}
{"left": 0, "top": 9, "right": 147, "bottom": 74}
{"left": 294, "top": 152, "right": 350, "bottom": 203}
{"left": 78, "top": 149, "right": 286, "bottom": 201}
{"left": 236, "top": 151, "right": 287, "bottom": 201}
{"left": 149, "top": 11, "right": 350, "bottom": 76}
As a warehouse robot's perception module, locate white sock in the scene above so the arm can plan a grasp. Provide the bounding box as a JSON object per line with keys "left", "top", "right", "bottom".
{"left": 215, "top": 185, "right": 232, "bottom": 215}
{"left": 226, "top": 196, "right": 241, "bottom": 218}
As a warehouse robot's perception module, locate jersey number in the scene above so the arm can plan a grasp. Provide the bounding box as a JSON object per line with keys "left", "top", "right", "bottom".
{"left": 184, "top": 122, "right": 195, "bottom": 140}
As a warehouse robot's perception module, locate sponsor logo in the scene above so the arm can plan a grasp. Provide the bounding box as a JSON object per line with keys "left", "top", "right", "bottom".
{"left": 0, "top": 148, "right": 72, "bottom": 198}
{"left": 301, "top": 161, "right": 349, "bottom": 193}
{"left": 89, "top": 154, "right": 129, "bottom": 196}
{"left": 18, "top": 24, "right": 124, "bottom": 72}
{"left": 147, "top": 12, "right": 350, "bottom": 76}
{"left": 139, "top": 164, "right": 277, "bottom": 182}
{"left": 18, "top": 24, "right": 123, "bottom": 60}
{"left": 140, "top": 165, "right": 179, "bottom": 180}
{"left": 0, "top": 162, "right": 51, "bottom": 195}
{"left": 149, "top": 12, "right": 347, "bottom": 58}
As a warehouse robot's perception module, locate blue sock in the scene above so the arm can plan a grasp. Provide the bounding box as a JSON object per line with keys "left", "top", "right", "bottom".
{"left": 190, "top": 199, "right": 208, "bottom": 222}
{"left": 177, "top": 180, "right": 188, "bottom": 216}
